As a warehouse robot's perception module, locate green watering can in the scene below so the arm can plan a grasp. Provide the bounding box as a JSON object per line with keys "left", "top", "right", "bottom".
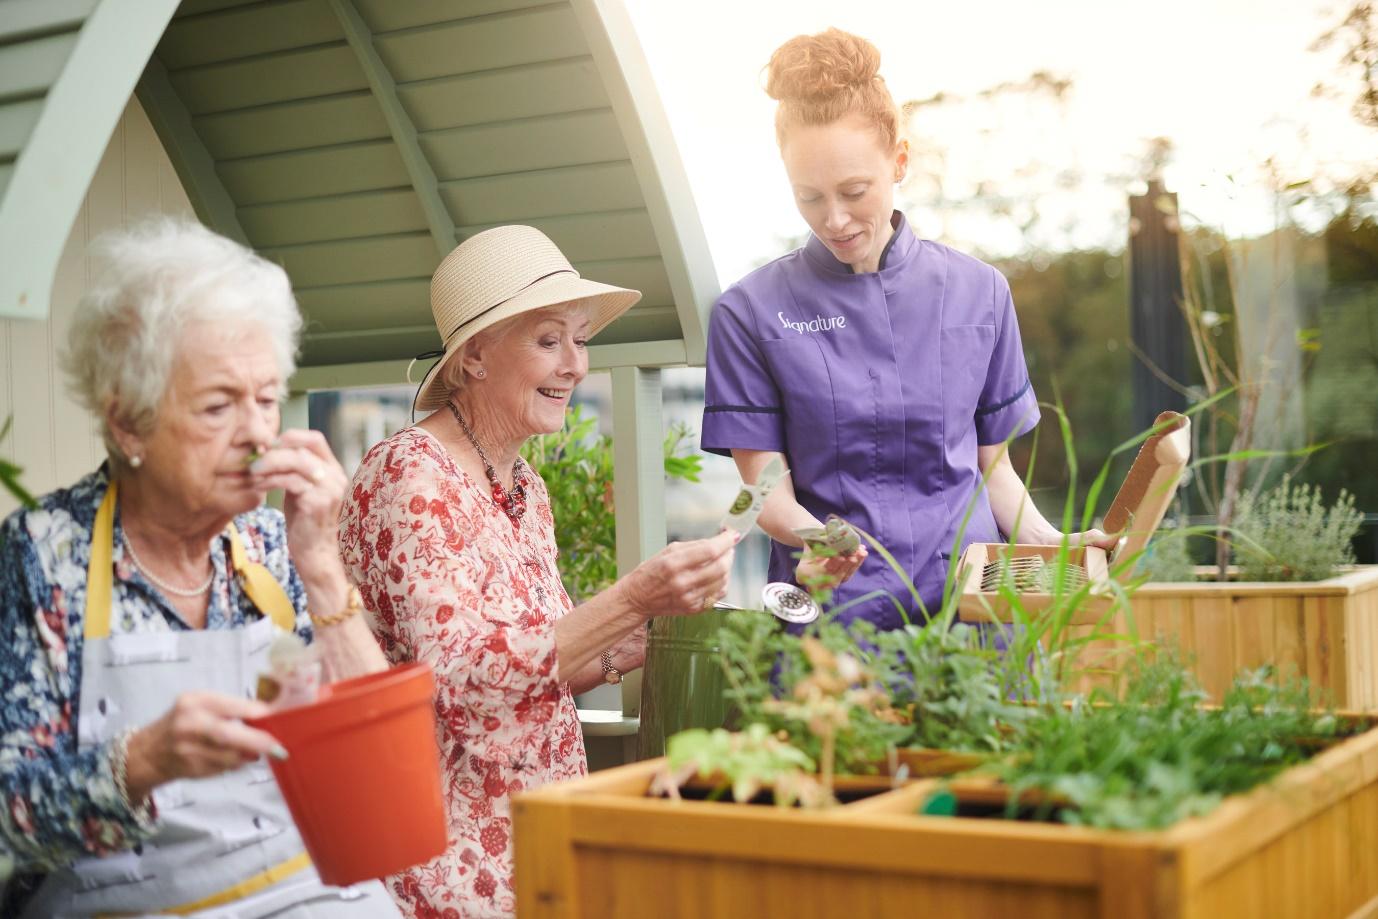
{"left": 636, "top": 604, "right": 748, "bottom": 760}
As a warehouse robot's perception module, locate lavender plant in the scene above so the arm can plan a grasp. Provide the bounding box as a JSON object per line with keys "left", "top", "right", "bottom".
{"left": 1232, "top": 474, "right": 1363, "bottom": 581}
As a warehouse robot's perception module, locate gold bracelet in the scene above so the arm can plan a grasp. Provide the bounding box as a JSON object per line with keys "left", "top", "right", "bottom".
{"left": 311, "top": 586, "right": 363, "bottom": 629}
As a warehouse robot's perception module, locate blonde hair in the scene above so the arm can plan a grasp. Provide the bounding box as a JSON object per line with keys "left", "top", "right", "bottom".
{"left": 765, "top": 28, "right": 901, "bottom": 153}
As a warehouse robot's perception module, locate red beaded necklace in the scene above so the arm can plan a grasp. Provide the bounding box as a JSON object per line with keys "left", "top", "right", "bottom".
{"left": 447, "top": 402, "right": 526, "bottom": 527}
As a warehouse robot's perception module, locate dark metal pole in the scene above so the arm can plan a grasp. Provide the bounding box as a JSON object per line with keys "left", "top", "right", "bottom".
{"left": 1127, "top": 178, "right": 1189, "bottom": 433}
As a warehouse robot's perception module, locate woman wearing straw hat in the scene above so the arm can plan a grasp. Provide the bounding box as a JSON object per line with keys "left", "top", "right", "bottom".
{"left": 0, "top": 220, "right": 400, "bottom": 917}
{"left": 338, "top": 225, "right": 737, "bottom": 918}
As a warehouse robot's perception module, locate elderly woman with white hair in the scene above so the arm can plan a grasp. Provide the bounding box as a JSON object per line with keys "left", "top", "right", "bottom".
{"left": 0, "top": 221, "right": 401, "bottom": 917}
{"left": 338, "top": 226, "right": 737, "bottom": 917}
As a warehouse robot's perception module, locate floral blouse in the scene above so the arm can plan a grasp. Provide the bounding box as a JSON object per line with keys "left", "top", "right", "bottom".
{"left": 0, "top": 466, "right": 311, "bottom": 906}
{"left": 338, "top": 427, "right": 585, "bottom": 919}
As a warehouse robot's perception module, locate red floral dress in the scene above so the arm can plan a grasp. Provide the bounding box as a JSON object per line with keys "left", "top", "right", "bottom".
{"left": 338, "top": 427, "right": 586, "bottom": 919}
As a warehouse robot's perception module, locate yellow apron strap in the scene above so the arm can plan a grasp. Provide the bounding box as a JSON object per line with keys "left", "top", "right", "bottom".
{"left": 96, "top": 851, "right": 313, "bottom": 918}
{"left": 225, "top": 523, "right": 297, "bottom": 632}
{"left": 85, "top": 480, "right": 294, "bottom": 636}
{"left": 85, "top": 482, "right": 118, "bottom": 640}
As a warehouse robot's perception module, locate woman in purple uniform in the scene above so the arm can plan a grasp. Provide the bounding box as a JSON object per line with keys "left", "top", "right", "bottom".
{"left": 702, "top": 29, "right": 1112, "bottom": 630}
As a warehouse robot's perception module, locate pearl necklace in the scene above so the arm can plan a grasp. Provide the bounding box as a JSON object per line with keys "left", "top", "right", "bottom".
{"left": 123, "top": 533, "right": 214, "bottom": 597}
{"left": 446, "top": 401, "right": 527, "bottom": 527}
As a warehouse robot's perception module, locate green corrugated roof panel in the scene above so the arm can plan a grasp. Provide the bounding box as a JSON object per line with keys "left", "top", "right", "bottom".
{"left": 0, "top": 0, "right": 183, "bottom": 320}
{"left": 0, "top": 0, "right": 717, "bottom": 372}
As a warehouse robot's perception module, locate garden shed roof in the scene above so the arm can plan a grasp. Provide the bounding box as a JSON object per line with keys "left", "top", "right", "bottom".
{"left": 0, "top": 0, "right": 718, "bottom": 372}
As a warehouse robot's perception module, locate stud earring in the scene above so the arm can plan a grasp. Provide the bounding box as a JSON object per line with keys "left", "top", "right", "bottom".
{"left": 476, "top": 368, "right": 486, "bottom": 379}
{"left": 129, "top": 455, "right": 142, "bottom": 469}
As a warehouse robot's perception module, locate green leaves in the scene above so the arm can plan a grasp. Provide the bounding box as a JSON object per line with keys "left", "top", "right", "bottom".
{"left": 1232, "top": 474, "right": 1364, "bottom": 581}
{"left": 520, "top": 406, "right": 702, "bottom": 602}
{"left": 0, "top": 417, "right": 36, "bottom": 510}
{"left": 664, "top": 725, "right": 822, "bottom": 807}
{"left": 993, "top": 656, "right": 1344, "bottom": 830}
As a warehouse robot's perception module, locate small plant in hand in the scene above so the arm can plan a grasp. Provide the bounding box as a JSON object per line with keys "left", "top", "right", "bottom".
{"left": 1231, "top": 474, "right": 1364, "bottom": 582}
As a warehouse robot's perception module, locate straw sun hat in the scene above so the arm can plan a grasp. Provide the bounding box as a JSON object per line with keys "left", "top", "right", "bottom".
{"left": 413, "top": 225, "right": 642, "bottom": 412}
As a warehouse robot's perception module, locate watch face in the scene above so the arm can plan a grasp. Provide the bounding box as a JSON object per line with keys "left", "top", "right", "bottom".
{"left": 604, "top": 670, "right": 622, "bottom": 685}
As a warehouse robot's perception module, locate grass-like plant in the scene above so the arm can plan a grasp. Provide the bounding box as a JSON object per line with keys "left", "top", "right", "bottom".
{"left": 1231, "top": 474, "right": 1364, "bottom": 581}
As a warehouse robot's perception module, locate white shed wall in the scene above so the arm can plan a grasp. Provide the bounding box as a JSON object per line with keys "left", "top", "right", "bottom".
{"left": 0, "top": 97, "right": 192, "bottom": 518}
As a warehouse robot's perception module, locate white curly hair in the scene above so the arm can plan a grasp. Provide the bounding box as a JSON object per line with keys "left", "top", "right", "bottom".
{"left": 62, "top": 219, "right": 301, "bottom": 465}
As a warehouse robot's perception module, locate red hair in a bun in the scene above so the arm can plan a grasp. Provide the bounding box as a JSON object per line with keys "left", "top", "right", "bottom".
{"left": 765, "top": 28, "right": 900, "bottom": 151}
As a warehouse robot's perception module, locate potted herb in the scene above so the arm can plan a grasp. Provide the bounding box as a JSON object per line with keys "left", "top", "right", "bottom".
{"left": 1128, "top": 474, "right": 1375, "bottom": 705}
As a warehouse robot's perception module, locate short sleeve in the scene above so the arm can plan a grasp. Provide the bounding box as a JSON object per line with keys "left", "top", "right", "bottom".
{"left": 701, "top": 287, "right": 786, "bottom": 457}
{"left": 975, "top": 272, "right": 1041, "bottom": 445}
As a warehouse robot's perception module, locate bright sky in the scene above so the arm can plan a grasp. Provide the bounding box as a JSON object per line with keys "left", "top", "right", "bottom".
{"left": 622, "top": 0, "right": 1378, "bottom": 283}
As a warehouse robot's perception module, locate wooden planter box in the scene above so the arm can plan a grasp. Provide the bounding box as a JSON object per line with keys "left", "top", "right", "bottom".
{"left": 1087, "top": 566, "right": 1378, "bottom": 707}
{"left": 514, "top": 723, "right": 1378, "bottom": 919}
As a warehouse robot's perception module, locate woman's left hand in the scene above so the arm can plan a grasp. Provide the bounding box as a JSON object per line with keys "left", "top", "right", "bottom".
{"left": 248, "top": 429, "right": 349, "bottom": 586}
{"left": 1060, "top": 528, "right": 1119, "bottom": 552}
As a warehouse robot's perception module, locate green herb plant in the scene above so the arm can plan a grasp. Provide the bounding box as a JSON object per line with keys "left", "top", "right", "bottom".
{"left": 716, "top": 611, "right": 912, "bottom": 780}
{"left": 1231, "top": 474, "right": 1364, "bottom": 582}
{"left": 992, "top": 653, "right": 1347, "bottom": 830}
{"left": 651, "top": 724, "right": 828, "bottom": 808}
{"left": 1134, "top": 524, "right": 1200, "bottom": 583}
{"left": 520, "top": 404, "right": 701, "bottom": 602}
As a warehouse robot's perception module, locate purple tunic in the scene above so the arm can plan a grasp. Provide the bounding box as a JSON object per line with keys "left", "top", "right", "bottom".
{"left": 702, "top": 212, "right": 1040, "bottom": 630}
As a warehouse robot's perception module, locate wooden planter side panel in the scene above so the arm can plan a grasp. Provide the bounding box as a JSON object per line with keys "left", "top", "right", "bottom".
{"left": 1097, "top": 571, "right": 1378, "bottom": 707}
{"left": 1182, "top": 778, "right": 1378, "bottom": 919}
{"left": 516, "top": 726, "right": 1378, "bottom": 919}
{"left": 570, "top": 847, "right": 1098, "bottom": 919}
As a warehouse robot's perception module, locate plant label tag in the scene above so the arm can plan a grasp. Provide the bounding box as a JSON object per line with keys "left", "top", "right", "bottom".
{"left": 720, "top": 456, "right": 788, "bottom": 536}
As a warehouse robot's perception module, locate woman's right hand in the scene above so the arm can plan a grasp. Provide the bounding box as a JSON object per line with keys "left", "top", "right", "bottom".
{"left": 795, "top": 544, "right": 867, "bottom": 591}
{"left": 617, "top": 529, "right": 738, "bottom": 620}
{"left": 123, "top": 692, "right": 286, "bottom": 804}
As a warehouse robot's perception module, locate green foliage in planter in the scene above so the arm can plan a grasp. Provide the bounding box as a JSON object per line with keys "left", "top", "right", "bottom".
{"left": 658, "top": 724, "right": 827, "bottom": 808}
{"left": 994, "top": 656, "right": 1345, "bottom": 830}
{"left": 520, "top": 405, "right": 701, "bottom": 603}
{"left": 871, "top": 622, "right": 1036, "bottom": 755}
{"left": 1232, "top": 474, "right": 1364, "bottom": 581}
{"left": 1134, "top": 526, "right": 1199, "bottom": 583}
{"left": 716, "top": 610, "right": 912, "bottom": 776}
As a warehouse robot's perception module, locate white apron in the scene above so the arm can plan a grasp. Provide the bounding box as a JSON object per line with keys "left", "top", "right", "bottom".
{"left": 23, "top": 483, "right": 402, "bottom": 918}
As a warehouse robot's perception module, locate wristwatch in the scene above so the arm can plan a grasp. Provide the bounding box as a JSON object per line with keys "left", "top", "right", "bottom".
{"left": 601, "top": 648, "right": 622, "bottom": 685}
